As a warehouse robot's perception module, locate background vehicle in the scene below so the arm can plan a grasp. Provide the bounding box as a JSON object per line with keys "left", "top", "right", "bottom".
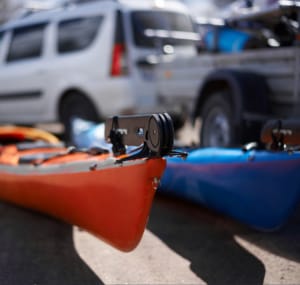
{"left": 154, "top": 0, "right": 300, "bottom": 147}
{"left": 0, "top": 0, "right": 194, "bottom": 140}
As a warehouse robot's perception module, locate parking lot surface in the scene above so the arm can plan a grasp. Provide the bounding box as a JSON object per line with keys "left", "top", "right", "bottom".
{"left": 0, "top": 194, "right": 299, "bottom": 285}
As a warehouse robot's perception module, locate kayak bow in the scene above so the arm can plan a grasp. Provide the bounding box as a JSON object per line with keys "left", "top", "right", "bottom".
{"left": 0, "top": 113, "right": 176, "bottom": 251}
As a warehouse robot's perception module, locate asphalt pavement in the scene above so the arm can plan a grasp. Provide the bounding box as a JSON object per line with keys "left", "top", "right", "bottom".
{"left": 0, "top": 195, "right": 299, "bottom": 285}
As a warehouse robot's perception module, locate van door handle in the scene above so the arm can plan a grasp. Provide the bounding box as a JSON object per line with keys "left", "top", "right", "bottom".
{"left": 136, "top": 55, "right": 159, "bottom": 68}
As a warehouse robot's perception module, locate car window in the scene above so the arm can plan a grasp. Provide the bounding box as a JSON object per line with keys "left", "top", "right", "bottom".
{"left": 0, "top": 32, "right": 3, "bottom": 46}
{"left": 57, "top": 15, "right": 103, "bottom": 53}
{"left": 0, "top": 32, "right": 4, "bottom": 62}
{"left": 6, "top": 24, "right": 46, "bottom": 62}
{"left": 0, "top": 31, "right": 3, "bottom": 53}
{"left": 131, "top": 11, "right": 195, "bottom": 48}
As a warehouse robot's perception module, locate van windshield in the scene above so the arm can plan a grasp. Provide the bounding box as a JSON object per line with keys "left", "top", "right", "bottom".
{"left": 131, "top": 11, "right": 196, "bottom": 48}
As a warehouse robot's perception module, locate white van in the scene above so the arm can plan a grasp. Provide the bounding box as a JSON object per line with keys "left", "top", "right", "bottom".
{"left": 0, "top": 0, "right": 195, "bottom": 139}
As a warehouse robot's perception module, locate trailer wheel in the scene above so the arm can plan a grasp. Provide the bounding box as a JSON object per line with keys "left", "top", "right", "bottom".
{"left": 59, "top": 92, "right": 99, "bottom": 143}
{"left": 200, "top": 93, "right": 236, "bottom": 147}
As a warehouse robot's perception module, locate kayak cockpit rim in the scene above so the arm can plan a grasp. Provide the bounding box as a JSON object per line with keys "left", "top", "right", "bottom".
{"left": 0, "top": 156, "right": 151, "bottom": 175}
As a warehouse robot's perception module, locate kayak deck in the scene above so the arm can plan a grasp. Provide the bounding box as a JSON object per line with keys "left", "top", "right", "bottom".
{"left": 160, "top": 148, "right": 300, "bottom": 231}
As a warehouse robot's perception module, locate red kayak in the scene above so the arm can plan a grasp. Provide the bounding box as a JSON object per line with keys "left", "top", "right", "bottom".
{"left": 0, "top": 114, "right": 175, "bottom": 251}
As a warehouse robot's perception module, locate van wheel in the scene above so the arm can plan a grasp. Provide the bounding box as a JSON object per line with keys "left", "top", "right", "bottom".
{"left": 59, "top": 93, "right": 99, "bottom": 143}
{"left": 199, "top": 93, "right": 236, "bottom": 147}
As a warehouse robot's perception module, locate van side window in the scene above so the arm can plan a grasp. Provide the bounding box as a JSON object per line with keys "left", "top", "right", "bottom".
{"left": 0, "top": 32, "right": 4, "bottom": 62}
{"left": 0, "top": 32, "right": 3, "bottom": 46}
{"left": 57, "top": 16, "right": 102, "bottom": 53}
{"left": 6, "top": 24, "right": 46, "bottom": 62}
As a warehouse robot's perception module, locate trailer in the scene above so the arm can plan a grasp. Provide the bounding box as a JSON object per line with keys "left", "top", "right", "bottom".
{"left": 153, "top": 0, "right": 300, "bottom": 147}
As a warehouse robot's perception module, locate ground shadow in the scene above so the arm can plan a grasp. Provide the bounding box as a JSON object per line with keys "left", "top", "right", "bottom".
{"left": 0, "top": 201, "right": 103, "bottom": 285}
{"left": 148, "top": 194, "right": 266, "bottom": 285}
{"left": 242, "top": 202, "right": 300, "bottom": 263}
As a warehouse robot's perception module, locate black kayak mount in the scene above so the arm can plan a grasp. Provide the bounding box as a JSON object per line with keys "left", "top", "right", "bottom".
{"left": 261, "top": 119, "right": 300, "bottom": 151}
{"left": 105, "top": 113, "right": 186, "bottom": 161}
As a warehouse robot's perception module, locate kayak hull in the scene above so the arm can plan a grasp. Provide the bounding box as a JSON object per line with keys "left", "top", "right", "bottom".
{"left": 160, "top": 148, "right": 300, "bottom": 231}
{"left": 0, "top": 158, "right": 165, "bottom": 251}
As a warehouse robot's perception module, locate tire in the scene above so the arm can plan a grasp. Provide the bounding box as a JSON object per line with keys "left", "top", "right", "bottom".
{"left": 59, "top": 93, "right": 100, "bottom": 143}
{"left": 199, "top": 93, "right": 237, "bottom": 147}
{"left": 171, "top": 113, "right": 186, "bottom": 131}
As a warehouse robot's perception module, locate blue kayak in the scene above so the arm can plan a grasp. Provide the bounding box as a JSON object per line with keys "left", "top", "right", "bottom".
{"left": 160, "top": 147, "right": 300, "bottom": 231}
{"left": 71, "top": 118, "right": 300, "bottom": 231}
